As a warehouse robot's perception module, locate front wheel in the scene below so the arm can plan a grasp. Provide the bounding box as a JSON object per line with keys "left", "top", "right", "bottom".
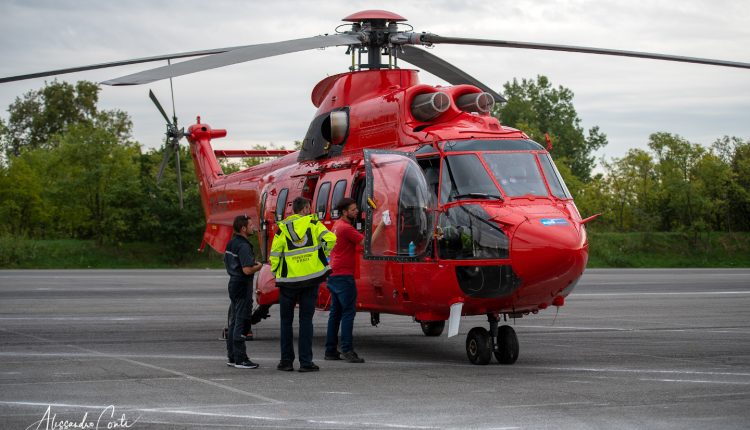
{"left": 466, "top": 327, "right": 492, "bottom": 365}
{"left": 494, "top": 325, "right": 519, "bottom": 364}
{"left": 420, "top": 321, "right": 445, "bottom": 336}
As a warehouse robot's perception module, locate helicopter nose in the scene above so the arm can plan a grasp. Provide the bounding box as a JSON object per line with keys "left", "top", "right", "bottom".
{"left": 510, "top": 217, "right": 588, "bottom": 294}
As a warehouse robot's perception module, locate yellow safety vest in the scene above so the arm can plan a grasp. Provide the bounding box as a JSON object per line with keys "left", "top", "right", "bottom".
{"left": 270, "top": 213, "right": 337, "bottom": 287}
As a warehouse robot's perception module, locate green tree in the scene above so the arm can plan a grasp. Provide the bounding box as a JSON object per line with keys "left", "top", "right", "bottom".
{"left": 493, "top": 75, "right": 608, "bottom": 181}
{"left": 47, "top": 123, "right": 142, "bottom": 243}
{"left": 601, "top": 149, "right": 659, "bottom": 231}
{"left": 648, "top": 132, "right": 710, "bottom": 233}
{"left": 0, "top": 149, "right": 52, "bottom": 236}
{"left": 0, "top": 80, "right": 130, "bottom": 157}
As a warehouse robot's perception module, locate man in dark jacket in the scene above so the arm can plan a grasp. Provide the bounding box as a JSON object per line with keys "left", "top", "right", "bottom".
{"left": 225, "top": 215, "right": 263, "bottom": 369}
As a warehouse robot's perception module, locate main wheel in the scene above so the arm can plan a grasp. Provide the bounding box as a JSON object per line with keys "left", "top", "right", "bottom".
{"left": 494, "top": 325, "right": 519, "bottom": 364}
{"left": 420, "top": 320, "right": 445, "bottom": 336}
{"left": 466, "top": 327, "right": 492, "bottom": 365}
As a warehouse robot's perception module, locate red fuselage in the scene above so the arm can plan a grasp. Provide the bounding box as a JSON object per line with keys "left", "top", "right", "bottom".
{"left": 185, "top": 68, "right": 588, "bottom": 321}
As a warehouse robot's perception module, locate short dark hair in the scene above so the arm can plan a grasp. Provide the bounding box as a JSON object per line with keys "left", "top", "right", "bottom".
{"left": 232, "top": 215, "right": 250, "bottom": 233}
{"left": 292, "top": 197, "right": 311, "bottom": 214}
{"left": 336, "top": 197, "right": 357, "bottom": 213}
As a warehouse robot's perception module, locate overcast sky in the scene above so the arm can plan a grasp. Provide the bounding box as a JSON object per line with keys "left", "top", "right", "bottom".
{"left": 1, "top": 0, "right": 748, "bottom": 164}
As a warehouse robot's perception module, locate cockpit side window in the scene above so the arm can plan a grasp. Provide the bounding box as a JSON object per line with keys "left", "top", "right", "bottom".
{"left": 539, "top": 153, "right": 573, "bottom": 199}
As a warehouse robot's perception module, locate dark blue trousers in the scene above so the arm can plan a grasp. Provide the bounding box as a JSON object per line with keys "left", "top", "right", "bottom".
{"left": 226, "top": 278, "right": 251, "bottom": 363}
{"left": 279, "top": 284, "right": 319, "bottom": 366}
{"left": 325, "top": 275, "right": 358, "bottom": 354}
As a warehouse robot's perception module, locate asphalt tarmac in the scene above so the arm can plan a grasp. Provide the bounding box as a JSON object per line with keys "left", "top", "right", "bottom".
{"left": 1, "top": 268, "right": 749, "bottom": 429}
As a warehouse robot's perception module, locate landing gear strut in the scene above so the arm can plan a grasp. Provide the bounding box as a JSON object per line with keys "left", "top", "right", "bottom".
{"left": 465, "top": 313, "right": 519, "bottom": 365}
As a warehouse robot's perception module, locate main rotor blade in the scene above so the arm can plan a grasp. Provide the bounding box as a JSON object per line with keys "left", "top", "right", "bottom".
{"left": 400, "top": 46, "right": 505, "bottom": 103}
{"left": 174, "top": 142, "right": 184, "bottom": 210}
{"left": 156, "top": 141, "right": 174, "bottom": 184}
{"left": 420, "top": 34, "right": 750, "bottom": 70}
{"left": 0, "top": 46, "right": 249, "bottom": 84}
{"left": 103, "top": 34, "right": 363, "bottom": 86}
{"left": 149, "top": 90, "right": 173, "bottom": 126}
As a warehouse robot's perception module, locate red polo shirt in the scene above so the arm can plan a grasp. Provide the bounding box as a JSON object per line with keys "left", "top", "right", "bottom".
{"left": 329, "top": 218, "right": 364, "bottom": 276}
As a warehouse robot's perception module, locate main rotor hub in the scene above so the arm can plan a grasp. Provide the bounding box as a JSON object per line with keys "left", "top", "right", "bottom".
{"left": 342, "top": 10, "right": 411, "bottom": 71}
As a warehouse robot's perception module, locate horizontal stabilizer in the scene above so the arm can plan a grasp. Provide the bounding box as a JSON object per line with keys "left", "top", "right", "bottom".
{"left": 214, "top": 149, "right": 296, "bottom": 158}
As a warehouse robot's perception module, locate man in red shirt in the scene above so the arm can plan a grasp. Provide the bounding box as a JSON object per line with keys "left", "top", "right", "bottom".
{"left": 325, "top": 197, "right": 386, "bottom": 363}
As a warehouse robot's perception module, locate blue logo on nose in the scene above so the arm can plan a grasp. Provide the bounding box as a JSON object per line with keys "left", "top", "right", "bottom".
{"left": 540, "top": 218, "right": 569, "bottom": 226}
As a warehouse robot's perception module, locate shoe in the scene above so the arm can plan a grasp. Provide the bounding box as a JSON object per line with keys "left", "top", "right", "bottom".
{"left": 324, "top": 351, "right": 342, "bottom": 360}
{"left": 276, "top": 361, "right": 294, "bottom": 372}
{"left": 298, "top": 363, "right": 320, "bottom": 372}
{"left": 342, "top": 351, "right": 365, "bottom": 363}
{"left": 234, "top": 360, "right": 259, "bottom": 369}
{"left": 226, "top": 359, "right": 235, "bottom": 367}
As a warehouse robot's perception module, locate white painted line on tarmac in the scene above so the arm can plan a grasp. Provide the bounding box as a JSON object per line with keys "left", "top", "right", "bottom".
{"left": 0, "top": 328, "right": 283, "bottom": 405}
{"left": 516, "top": 366, "right": 750, "bottom": 377}
{"left": 677, "top": 391, "right": 750, "bottom": 399}
{"left": 638, "top": 378, "right": 750, "bottom": 385}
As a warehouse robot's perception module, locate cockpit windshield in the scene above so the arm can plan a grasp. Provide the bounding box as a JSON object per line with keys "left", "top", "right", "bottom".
{"left": 483, "top": 153, "right": 548, "bottom": 198}
{"left": 440, "top": 154, "right": 502, "bottom": 204}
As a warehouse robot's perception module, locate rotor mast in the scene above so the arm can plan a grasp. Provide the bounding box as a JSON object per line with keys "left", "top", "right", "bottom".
{"left": 342, "top": 10, "right": 407, "bottom": 71}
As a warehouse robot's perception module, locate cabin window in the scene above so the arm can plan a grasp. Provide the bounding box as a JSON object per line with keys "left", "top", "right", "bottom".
{"left": 330, "top": 179, "right": 347, "bottom": 219}
{"left": 418, "top": 157, "right": 440, "bottom": 204}
{"left": 276, "top": 188, "right": 289, "bottom": 221}
{"left": 397, "top": 162, "right": 435, "bottom": 256}
{"left": 351, "top": 177, "right": 367, "bottom": 231}
{"left": 483, "top": 153, "right": 548, "bottom": 198}
{"left": 315, "top": 182, "right": 331, "bottom": 219}
{"left": 440, "top": 155, "right": 501, "bottom": 204}
{"left": 539, "top": 153, "right": 573, "bottom": 199}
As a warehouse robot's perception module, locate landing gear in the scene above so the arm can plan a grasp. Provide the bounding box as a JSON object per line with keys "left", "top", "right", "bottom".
{"left": 466, "top": 327, "right": 492, "bottom": 364}
{"left": 494, "top": 324, "right": 519, "bottom": 364}
{"left": 465, "top": 313, "right": 519, "bottom": 365}
{"left": 420, "top": 320, "right": 445, "bottom": 336}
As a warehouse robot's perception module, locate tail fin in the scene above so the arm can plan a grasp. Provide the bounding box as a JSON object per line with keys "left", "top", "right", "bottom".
{"left": 186, "top": 118, "right": 226, "bottom": 220}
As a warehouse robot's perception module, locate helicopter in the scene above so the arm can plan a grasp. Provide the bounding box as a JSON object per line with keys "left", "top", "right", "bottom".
{"left": 2, "top": 10, "right": 748, "bottom": 365}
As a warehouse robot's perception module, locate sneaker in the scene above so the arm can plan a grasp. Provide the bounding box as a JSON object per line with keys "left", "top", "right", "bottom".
{"left": 234, "top": 360, "right": 259, "bottom": 369}
{"left": 276, "top": 360, "right": 294, "bottom": 372}
{"left": 298, "top": 363, "right": 320, "bottom": 372}
{"left": 324, "top": 351, "right": 342, "bottom": 360}
{"left": 342, "top": 351, "right": 365, "bottom": 363}
{"left": 226, "top": 359, "right": 235, "bottom": 367}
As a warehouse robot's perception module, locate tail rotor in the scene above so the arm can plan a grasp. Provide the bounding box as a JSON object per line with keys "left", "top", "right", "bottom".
{"left": 149, "top": 86, "right": 185, "bottom": 209}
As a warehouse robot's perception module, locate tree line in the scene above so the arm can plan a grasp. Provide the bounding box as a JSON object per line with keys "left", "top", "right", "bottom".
{"left": 0, "top": 79, "right": 748, "bottom": 262}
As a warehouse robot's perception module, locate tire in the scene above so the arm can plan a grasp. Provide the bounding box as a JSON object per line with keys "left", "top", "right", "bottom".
{"left": 420, "top": 320, "right": 445, "bottom": 336}
{"left": 494, "top": 325, "right": 519, "bottom": 365}
{"left": 466, "top": 327, "right": 492, "bottom": 365}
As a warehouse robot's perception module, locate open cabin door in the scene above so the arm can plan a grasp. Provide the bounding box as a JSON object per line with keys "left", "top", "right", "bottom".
{"left": 363, "top": 149, "right": 436, "bottom": 261}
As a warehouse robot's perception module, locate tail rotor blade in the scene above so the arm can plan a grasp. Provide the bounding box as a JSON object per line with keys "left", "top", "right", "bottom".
{"left": 149, "top": 90, "right": 173, "bottom": 126}
{"left": 156, "top": 140, "right": 174, "bottom": 184}
{"left": 174, "top": 142, "right": 184, "bottom": 209}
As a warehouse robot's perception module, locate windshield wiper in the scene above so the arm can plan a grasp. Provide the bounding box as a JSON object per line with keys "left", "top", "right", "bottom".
{"left": 452, "top": 192, "right": 504, "bottom": 201}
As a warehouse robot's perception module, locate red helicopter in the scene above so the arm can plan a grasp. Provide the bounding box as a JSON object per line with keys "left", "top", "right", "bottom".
{"left": 3, "top": 10, "right": 748, "bottom": 365}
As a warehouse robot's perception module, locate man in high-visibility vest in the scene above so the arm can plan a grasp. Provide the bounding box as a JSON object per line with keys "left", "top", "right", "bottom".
{"left": 270, "top": 196, "right": 336, "bottom": 372}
